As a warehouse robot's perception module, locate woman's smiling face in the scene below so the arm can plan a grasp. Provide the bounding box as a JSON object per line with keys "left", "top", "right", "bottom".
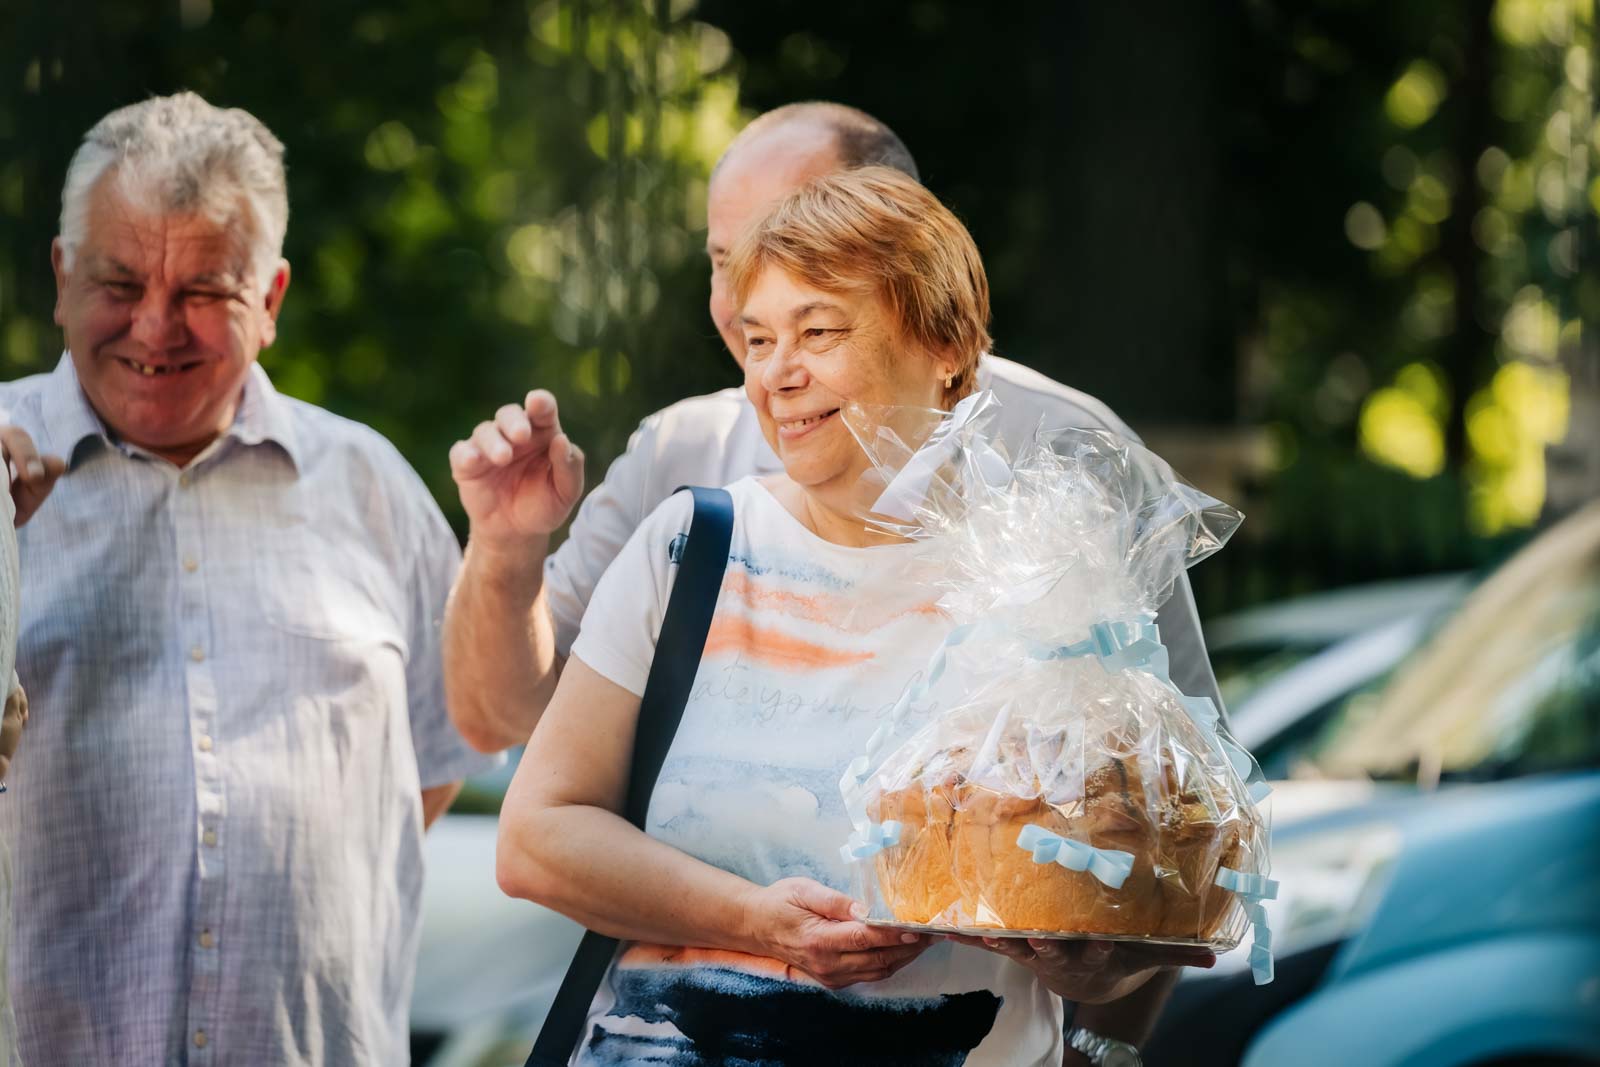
{"left": 740, "top": 266, "right": 950, "bottom": 497}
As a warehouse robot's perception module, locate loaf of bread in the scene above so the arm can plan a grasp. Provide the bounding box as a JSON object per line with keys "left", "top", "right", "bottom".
{"left": 865, "top": 688, "right": 1257, "bottom": 941}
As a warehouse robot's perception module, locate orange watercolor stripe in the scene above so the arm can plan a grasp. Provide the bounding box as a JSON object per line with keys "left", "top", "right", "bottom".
{"left": 721, "top": 571, "right": 943, "bottom": 632}
{"left": 618, "top": 943, "right": 821, "bottom": 986}
{"left": 702, "top": 614, "right": 874, "bottom": 670}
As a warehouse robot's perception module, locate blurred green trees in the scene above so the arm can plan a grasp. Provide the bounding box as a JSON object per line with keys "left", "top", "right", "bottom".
{"left": 0, "top": 0, "right": 747, "bottom": 529}
{"left": 0, "top": 0, "right": 1592, "bottom": 610}
{"left": 705, "top": 0, "right": 1595, "bottom": 604}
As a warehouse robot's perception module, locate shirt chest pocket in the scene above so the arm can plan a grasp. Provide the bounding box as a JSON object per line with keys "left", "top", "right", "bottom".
{"left": 252, "top": 523, "right": 410, "bottom": 656}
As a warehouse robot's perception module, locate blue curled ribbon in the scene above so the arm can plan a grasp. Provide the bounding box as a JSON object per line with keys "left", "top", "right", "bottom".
{"left": 1215, "top": 866, "right": 1279, "bottom": 985}
{"left": 1016, "top": 824, "right": 1134, "bottom": 890}
{"left": 839, "top": 820, "right": 902, "bottom": 863}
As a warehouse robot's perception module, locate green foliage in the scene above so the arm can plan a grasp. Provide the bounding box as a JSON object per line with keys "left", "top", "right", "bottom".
{"left": 0, "top": 0, "right": 745, "bottom": 538}
{"left": 704, "top": 0, "right": 1593, "bottom": 610}
{"left": 0, "top": 0, "right": 1591, "bottom": 612}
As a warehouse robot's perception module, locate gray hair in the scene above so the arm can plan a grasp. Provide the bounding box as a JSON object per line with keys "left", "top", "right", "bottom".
{"left": 59, "top": 92, "right": 288, "bottom": 293}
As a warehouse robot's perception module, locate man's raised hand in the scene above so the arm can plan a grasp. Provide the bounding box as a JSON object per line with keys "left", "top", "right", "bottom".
{"left": 449, "top": 390, "right": 584, "bottom": 549}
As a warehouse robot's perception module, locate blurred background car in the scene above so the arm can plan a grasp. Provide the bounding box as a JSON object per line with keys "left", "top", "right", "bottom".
{"left": 1146, "top": 500, "right": 1600, "bottom": 1067}
{"left": 410, "top": 754, "right": 576, "bottom": 1067}
{"left": 1205, "top": 572, "right": 1473, "bottom": 714}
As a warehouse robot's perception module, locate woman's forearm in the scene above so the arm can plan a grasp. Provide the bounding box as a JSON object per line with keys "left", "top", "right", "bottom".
{"left": 497, "top": 801, "right": 765, "bottom": 954}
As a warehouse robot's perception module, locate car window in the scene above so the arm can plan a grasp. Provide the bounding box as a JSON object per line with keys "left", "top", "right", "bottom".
{"left": 1310, "top": 506, "right": 1600, "bottom": 781}
{"left": 1211, "top": 645, "right": 1324, "bottom": 710}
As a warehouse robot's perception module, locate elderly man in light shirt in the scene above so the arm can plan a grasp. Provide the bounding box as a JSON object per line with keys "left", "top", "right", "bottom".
{"left": 0, "top": 92, "right": 497, "bottom": 1065}
{"left": 444, "top": 103, "right": 1223, "bottom": 1066}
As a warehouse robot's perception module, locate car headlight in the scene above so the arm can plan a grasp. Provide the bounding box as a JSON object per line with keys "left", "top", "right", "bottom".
{"left": 1211, "top": 820, "right": 1402, "bottom": 975}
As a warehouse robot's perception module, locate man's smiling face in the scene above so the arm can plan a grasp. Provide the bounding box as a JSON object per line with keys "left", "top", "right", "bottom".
{"left": 52, "top": 173, "right": 288, "bottom": 466}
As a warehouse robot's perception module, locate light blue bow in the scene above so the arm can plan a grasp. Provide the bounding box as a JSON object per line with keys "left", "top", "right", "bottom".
{"left": 1216, "top": 866, "right": 1279, "bottom": 985}
{"left": 1052, "top": 618, "right": 1272, "bottom": 804}
{"left": 839, "top": 820, "right": 902, "bottom": 863}
{"left": 1056, "top": 619, "right": 1168, "bottom": 675}
{"left": 1016, "top": 824, "right": 1135, "bottom": 889}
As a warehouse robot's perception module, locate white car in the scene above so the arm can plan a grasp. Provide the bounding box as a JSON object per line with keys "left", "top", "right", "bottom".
{"left": 412, "top": 759, "right": 580, "bottom": 1067}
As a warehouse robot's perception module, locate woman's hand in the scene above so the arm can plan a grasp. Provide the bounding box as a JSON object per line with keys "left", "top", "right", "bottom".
{"left": 945, "top": 934, "right": 1214, "bottom": 1005}
{"left": 742, "top": 877, "right": 932, "bottom": 990}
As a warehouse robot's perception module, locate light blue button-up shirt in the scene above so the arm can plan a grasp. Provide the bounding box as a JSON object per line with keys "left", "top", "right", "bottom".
{"left": 0, "top": 355, "right": 498, "bottom": 1065}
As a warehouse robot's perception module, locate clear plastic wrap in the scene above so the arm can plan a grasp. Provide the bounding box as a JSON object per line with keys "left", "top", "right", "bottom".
{"left": 837, "top": 392, "right": 1277, "bottom": 977}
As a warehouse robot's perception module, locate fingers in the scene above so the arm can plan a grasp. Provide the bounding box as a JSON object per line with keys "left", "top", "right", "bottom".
{"left": 788, "top": 879, "right": 861, "bottom": 924}
{"left": 524, "top": 389, "right": 559, "bottom": 429}
{"left": 0, "top": 424, "right": 45, "bottom": 481}
{"left": 8, "top": 452, "right": 65, "bottom": 528}
{"left": 448, "top": 420, "right": 518, "bottom": 481}
{"left": 818, "top": 941, "right": 930, "bottom": 987}
{"left": 979, "top": 935, "right": 1041, "bottom": 964}
{"left": 471, "top": 420, "right": 515, "bottom": 466}
{"left": 1028, "top": 938, "right": 1110, "bottom": 967}
{"left": 807, "top": 916, "right": 918, "bottom": 954}
{"left": 494, "top": 404, "right": 533, "bottom": 447}
{"left": 1115, "top": 942, "right": 1217, "bottom": 969}
{"left": 549, "top": 433, "right": 584, "bottom": 506}
{"left": 450, "top": 395, "right": 568, "bottom": 488}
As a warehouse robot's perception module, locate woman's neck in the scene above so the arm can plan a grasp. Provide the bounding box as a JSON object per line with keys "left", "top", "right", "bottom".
{"left": 762, "top": 475, "right": 907, "bottom": 549}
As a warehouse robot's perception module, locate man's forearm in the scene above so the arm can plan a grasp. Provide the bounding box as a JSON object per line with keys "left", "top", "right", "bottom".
{"left": 1064, "top": 969, "right": 1180, "bottom": 1064}
{"left": 442, "top": 535, "right": 564, "bottom": 752}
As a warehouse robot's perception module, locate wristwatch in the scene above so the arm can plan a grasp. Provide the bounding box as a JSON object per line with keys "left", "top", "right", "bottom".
{"left": 1067, "top": 1026, "right": 1143, "bottom": 1067}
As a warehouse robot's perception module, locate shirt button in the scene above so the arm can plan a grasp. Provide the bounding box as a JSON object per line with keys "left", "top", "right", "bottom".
{"left": 179, "top": 473, "right": 192, "bottom": 489}
{"left": 190, "top": 646, "right": 205, "bottom": 663}
{"left": 197, "top": 735, "right": 213, "bottom": 752}
{"left": 198, "top": 929, "right": 215, "bottom": 949}
{"left": 202, "top": 829, "right": 218, "bottom": 847}
{"left": 192, "top": 1030, "right": 207, "bottom": 1048}
{"left": 183, "top": 556, "right": 199, "bottom": 573}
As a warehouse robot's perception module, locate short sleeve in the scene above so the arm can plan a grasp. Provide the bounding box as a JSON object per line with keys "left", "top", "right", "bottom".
{"left": 398, "top": 470, "right": 505, "bottom": 788}
{"left": 568, "top": 489, "right": 696, "bottom": 697}
{"left": 545, "top": 414, "right": 663, "bottom": 658}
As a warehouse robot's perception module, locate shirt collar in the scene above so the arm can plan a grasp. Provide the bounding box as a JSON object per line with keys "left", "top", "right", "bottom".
{"left": 229, "top": 363, "right": 303, "bottom": 473}
{"left": 39, "top": 353, "right": 111, "bottom": 470}
{"left": 39, "top": 353, "right": 302, "bottom": 473}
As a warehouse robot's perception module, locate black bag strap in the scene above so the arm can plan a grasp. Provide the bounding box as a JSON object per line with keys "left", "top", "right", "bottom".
{"left": 525, "top": 485, "right": 734, "bottom": 1067}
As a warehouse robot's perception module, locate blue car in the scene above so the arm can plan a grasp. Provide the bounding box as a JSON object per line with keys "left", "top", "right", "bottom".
{"left": 1147, "top": 501, "right": 1600, "bottom": 1067}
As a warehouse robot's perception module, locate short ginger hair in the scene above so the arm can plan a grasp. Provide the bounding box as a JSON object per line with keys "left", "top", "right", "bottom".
{"left": 724, "top": 166, "right": 990, "bottom": 405}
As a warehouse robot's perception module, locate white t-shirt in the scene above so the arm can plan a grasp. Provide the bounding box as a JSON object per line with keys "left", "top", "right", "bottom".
{"left": 569, "top": 477, "right": 1062, "bottom": 1066}
{"left": 546, "top": 355, "right": 1224, "bottom": 712}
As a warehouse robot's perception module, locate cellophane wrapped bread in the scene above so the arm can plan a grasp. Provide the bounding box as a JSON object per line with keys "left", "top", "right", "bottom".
{"left": 838, "top": 393, "right": 1273, "bottom": 963}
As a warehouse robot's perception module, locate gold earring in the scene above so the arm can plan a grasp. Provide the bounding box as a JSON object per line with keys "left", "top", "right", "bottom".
{"left": 944, "top": 374, "right": 954, "bottom": 389}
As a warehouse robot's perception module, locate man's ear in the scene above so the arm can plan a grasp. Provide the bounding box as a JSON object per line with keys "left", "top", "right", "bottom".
{"left": 258, "top": 260, "right": 291, "bottom": 349}
{"left": 50, "top": 239, "right": 69, "bottom": 328}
